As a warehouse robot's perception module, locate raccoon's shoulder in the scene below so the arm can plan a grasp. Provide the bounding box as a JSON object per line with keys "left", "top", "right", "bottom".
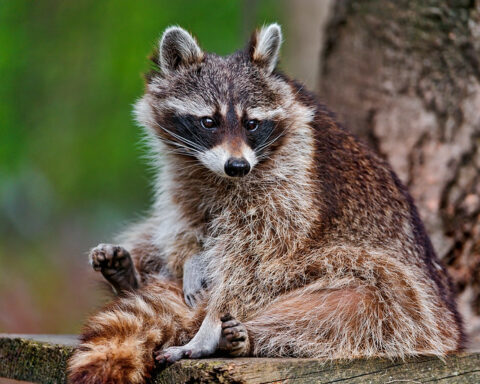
{"left": 279, "top": 74, "right": 414, "bottom": 232}
{"left": 274, "top": 71, "right": 351, "bottom": 138}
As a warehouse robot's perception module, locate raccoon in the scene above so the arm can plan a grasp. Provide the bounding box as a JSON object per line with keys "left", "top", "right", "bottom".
{"left": 68, "top": 24, "right": 464, "bottom": 384}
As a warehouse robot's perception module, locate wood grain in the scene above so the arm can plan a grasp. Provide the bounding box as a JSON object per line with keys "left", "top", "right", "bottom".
{"left": 1, "top": 334, "right": 479, "bottom": 383}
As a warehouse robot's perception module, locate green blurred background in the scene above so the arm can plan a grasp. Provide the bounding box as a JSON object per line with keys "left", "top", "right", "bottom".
{"left": 0, "top": 0, "right": 297, "bottom": 333}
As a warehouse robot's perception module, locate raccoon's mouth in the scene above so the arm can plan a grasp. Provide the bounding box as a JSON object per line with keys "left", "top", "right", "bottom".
{"left": 197, "top": 144, "right": 257, "bottom": 178}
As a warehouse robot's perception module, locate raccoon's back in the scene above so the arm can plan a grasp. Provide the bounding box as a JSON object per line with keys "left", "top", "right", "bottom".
{"left": 307, "top": 99, "right": 464, "bottom": 343}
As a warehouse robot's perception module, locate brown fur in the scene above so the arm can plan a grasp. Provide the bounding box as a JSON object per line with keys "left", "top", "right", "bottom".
{"left": 68, "top": 24, "right": 464, "bottom": 383}
{"left": 68, "top": 280, "right": 204, "bottom": 384}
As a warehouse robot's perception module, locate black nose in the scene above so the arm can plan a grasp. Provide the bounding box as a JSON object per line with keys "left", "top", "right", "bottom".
{"left": 224, "top": 158, "right": 251, "bottom": 177}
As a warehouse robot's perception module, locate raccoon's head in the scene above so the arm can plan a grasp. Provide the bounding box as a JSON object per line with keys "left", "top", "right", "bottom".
{"left": 135, "top": 24, "right": 304, "bottom": 179}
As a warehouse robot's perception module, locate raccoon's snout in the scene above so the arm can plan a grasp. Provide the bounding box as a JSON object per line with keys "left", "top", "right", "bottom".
{"left": 224, "top": 158, "right": 251, "bottom": 177}
{"left": 197, "top": 145, "right": 256, "bottom": 178}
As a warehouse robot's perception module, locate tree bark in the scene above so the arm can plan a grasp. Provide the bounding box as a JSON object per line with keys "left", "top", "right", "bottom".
{"left": 319, "top": 0, "right": 480, "bottom": 343}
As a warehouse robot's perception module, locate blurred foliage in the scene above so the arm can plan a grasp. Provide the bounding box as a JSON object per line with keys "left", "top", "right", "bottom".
{"left": 0, "top": 0, "right": 284, "bottom": 332}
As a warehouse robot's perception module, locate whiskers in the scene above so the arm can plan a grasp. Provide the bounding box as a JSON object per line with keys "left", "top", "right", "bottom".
{"left": 154, "top": 122, "right": 204, "bottom": 159}
{"left": 254, "top": 121, "right": 290, "bottom": 162}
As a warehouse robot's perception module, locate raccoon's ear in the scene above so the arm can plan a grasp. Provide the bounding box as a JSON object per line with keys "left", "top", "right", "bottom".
{"left": 159, "top": 26, "right": 203, "bottom": 74}
{"left": 248, "top": 23, "right": 283, "bottom": 74}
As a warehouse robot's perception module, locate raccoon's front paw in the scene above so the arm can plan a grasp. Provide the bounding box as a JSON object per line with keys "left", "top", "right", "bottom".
{"left": 183, "top": 279, "right": 208, "bottom": 308}
{"left": 183, "top": 255, "right": 210, "bottom": 308}
{"left": 218, "top": 314, "right": 250, "bottom": 357}
{"left": 89, "top": 244, "right": 138, "bottom": 293}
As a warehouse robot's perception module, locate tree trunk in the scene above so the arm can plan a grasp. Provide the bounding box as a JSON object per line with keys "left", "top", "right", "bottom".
{"left": 319, "top": 0, "right": 480, "bottom": 343}
{"left": 282, "top": 0, "right": 333, "bottom": 91}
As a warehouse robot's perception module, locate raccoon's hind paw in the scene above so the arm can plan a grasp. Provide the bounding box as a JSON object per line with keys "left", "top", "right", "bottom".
{"left": 154, "top": 341, "right": 216, "bottom": 364}
{"left": 89, "top": 243, "right": 139, "bottom": 293}
{"left": 154, "top": 345, "right": 193, "bottom": 364}
{"left": 218, "top": 314, "right": 250, "bottom": 357}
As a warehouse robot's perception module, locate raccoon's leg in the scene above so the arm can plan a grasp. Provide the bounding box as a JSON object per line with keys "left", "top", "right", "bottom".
{"left": 68, "top": 279, "right": 204, "bottom": 384}
{"left": 243, "top": 272, "right": 461, "bottom": 358}
{"left": 90, "top": 244, "right": 139, "bottom": 293}
{"left": 152, "top": 310, "right": 247, "bottom": 363}
{"left": 154, "top": 313, "right": 222, "bottom": 363}
{"left": 241, "top": 286, "right": 378, "bottom": 358}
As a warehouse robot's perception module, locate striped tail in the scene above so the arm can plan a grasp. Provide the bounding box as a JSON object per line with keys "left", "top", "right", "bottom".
{"left": 68, "top": 280, "right": 203, "bottom": 384}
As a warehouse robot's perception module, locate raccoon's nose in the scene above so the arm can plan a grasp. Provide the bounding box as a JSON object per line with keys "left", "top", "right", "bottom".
{"left": 224, "top": 158, "right": 251, "bottom": 177}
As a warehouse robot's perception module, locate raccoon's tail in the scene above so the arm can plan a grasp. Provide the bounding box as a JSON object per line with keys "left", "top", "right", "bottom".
{"left": 68, "top": 280, "right": 203, "bottom": 384}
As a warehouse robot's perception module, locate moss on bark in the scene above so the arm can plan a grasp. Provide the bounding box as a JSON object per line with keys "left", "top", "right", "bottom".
{"left": 1, "top": 335, "right": 479, "bottom": 383}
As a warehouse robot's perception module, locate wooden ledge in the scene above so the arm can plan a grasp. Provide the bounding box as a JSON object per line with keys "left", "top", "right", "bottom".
{"left": 0, "top": 334, "right": 479, "bottom": 383}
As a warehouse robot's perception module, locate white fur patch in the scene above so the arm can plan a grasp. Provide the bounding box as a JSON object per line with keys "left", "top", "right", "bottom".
{"left": 184, "top": 314, "right": 221, "bottom": 353}
{"left": 241, "top": 144, "right": 258, "bottom": 168}
{"left": 246, "top": 106, "right": 287, "bottom": 121}
{"left": 133, "top": 96, "right": 156, "bottom": 129}
{"left": 220, "top": 103, "right": 228, "bottom": 117}
{"left": 197, "top": 145, "right": 230, "bottom": 176}
{"left": 197, "top": 142, "right": 258, "bottom": 177}
{"left": 159, "top": 96, "right": 215, "bottom": 117}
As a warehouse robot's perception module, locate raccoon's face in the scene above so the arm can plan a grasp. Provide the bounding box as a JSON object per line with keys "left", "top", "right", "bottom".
{"left": 136, "top": 24, "right": 291, "bottom": 179}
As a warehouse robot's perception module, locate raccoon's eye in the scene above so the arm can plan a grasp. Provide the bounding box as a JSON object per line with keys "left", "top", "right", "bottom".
{"left": 245, "top": 119, "right": 259, "bottom": 131}
{"left": 201, "top": 117, "right": 216, "bottom": 130}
